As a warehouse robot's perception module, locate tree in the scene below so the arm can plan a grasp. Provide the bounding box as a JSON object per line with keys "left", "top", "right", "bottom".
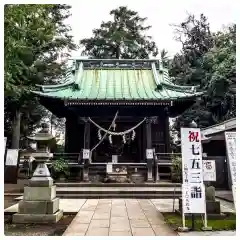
{"left": 160, "top": 49, "right": 170, "bottom": 67}
{"left": 80, "top": 6, "right": 158, "bottom": 59}
{"left": 169, "top": 14, "right": 236, "bottom": 136}
{"left": 203, "top": 24, "right": 236, "bottom": 122}
{"left": 4, "top": 4, "right": 77, "bottom": 148}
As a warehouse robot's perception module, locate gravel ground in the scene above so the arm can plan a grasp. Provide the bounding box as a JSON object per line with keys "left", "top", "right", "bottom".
{"left": 4, "top": 215, "right": 75, "bottom": 236}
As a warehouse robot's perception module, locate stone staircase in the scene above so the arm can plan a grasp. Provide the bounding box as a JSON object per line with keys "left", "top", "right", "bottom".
{"left": 53, "top": 182, "right": 181, "bottom": 199}
{"left": 6, "top": 182, "right": 181, "bottom": 200}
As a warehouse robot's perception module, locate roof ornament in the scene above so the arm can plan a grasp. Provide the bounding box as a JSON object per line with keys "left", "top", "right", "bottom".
{"left": 116, "top": 62, "right": 119, "bottom": 68}
{"left": 132, "top": 62, "right": 135, "bottom": 68}
{"left": 159, "top": 60, "right": 164, "bottom": 73}
{"left": 100, "top": 61, "right": 103, "bottom": 68}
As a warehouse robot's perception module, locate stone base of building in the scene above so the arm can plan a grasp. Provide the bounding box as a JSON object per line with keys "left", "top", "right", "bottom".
{"left": 12, "top": 209, "right": 63, "bottom": 224}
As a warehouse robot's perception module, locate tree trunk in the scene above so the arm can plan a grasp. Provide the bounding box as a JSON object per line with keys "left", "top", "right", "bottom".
{"left": 11, "top": 110, "right": 21, "bottom": 149}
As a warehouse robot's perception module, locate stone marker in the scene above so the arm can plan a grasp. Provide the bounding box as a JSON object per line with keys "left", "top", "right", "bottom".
{"left": 12, "top": 123, "right": 63, "bottom": 223}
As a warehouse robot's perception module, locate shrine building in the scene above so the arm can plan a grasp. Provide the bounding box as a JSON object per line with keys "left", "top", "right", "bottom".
{"left": 33, "top": 59, "right": 203, "bottom": 183}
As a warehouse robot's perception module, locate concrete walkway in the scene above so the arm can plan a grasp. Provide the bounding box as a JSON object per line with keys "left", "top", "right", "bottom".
{"left": 63, "top": 199, "right": 177, "bottom": 236}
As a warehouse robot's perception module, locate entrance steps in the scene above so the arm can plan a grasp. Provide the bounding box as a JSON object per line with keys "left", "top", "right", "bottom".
{"left": 6, "top": 182, "right": 181, "bottom": 200}
{"left": 53, "top": 182, "right": 181, "bottom": 199}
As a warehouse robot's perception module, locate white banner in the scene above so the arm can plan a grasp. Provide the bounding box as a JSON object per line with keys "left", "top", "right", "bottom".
{"left": 225, "top": 132, "right": 236, "bottom": 184}
{"left": 182, "top": 183, "right": 206, "bottom": 214}
{"left": 181, "top": 128, "right": 205, "bottom": 214}
{"left": 4, "top": 137, "right": 7, "bottom": 152}
{"left": 232, "top": 183, "right": 236, "bottom": 207}
{"left": 83, "top": 149, "right": 90, "bottom": 159}
{"left": 203, "top": 160, "right": 216, "bottom": 182}
{"left": 5, "top": 149, "right": 19, "bottom": 166}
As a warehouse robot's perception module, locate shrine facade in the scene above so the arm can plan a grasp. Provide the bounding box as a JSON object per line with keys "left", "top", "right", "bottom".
{"left": 33, "top": 59, "right": 203, "bottom": 182}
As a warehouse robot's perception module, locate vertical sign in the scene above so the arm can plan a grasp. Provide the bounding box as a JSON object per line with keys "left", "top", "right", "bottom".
{"left": 225, "top": 132, "right": 236, "bottom": 206}
{"left": 203, "top": 160, "right": 216, "bottom": 182}
{"left": 4, "top": 137, "right": 7, "bottom": 152}
{"left": 181, "top": 128, "right": 206, "bottom": 214}
{"left": 5, "top": 149, "right": 19, "bottom": 166}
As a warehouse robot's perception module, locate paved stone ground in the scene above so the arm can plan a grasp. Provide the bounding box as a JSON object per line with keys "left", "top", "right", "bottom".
{"left": 151, "top": 198, "right": 235, "bottom": 213}
{"left": 63, "top": 199, "right": 178, "bottom": 236}
{"left": 178, "top": 231, "right": 236, "bottom": 236}
{"left": 215, "top": 191, "right": 233, "bottom": 202}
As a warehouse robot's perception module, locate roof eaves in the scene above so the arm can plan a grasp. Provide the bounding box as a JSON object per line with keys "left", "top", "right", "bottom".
{"left": 151, "top": 62, "right": 162, "bottom": 90}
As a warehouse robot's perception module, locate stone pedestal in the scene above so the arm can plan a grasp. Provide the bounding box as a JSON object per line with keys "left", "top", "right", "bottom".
{"left": 13, "top": 163, "right": 63, "bottom": 224}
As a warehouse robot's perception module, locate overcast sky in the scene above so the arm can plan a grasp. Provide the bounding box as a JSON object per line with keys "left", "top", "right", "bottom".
{"left": 66, "top": 0, "right": 237, "bottom": 58}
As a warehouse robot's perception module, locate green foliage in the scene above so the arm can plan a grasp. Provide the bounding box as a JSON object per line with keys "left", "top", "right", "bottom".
{"left": 80, "top": 6, "right": 158, "bottom": 59}
{"left": 4, "top": 4, "right": 76, "bottom": 147}
{"left": 171, "top": 155, "right": 182, "bottom": 183}
{"left": 163, "top": 212, "right": 236, "bottom": 231}
{"left": 52, "top": 158, "right": 69, "bottom": 176}
{"left": 169, "top": 13, "right": 236, "bottom": 134}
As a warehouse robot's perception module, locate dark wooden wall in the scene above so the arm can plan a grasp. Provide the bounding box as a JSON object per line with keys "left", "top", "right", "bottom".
{"left": 65, "top": 115, "right": 170, "bottom": 158}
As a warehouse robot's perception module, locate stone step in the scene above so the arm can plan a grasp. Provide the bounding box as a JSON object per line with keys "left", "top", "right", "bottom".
{"left": 55, "top": 182, "right": 181, "bottom": 188}
{"left": 50, "top": 193, "right": 182, "bottom": 199}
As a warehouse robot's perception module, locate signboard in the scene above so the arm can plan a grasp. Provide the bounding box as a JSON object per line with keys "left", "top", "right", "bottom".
{"left": 225, "top": 132, "right": 236, "bottom": 184}
{"left": 203, "top": 160, "right": 216, "bottom": 182}
{"left": 106, "top": 163, "right": 113, "bottom": 173}
{"left": 225, "top": 132, "right": 236, "bottom": 207}
{"left": 5, "top": 149, "right": 19, "bottom": 166}
{"left": 182, "top": 183, "right": 206, "bottom": 213}
{"left": 4, "top": 137, "right": 7, "bottom": 151}
{"left": 181, "top": 128, "right": 205, "bottom": 214}
{"left": 146, "top": 149, "right": 153, "bottom": 159}
{"left": 232, "top": 183, "right": 236, "bottom": 206}
{"left": 82, "top": 149, "right": 90, "bottom": 159}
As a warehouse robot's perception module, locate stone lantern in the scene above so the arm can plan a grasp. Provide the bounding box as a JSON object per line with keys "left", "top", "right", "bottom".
{"left": 13, "top": 123, "right": 63, "bottom": 223}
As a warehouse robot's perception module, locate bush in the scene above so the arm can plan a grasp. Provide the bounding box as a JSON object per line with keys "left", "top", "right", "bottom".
{"left": 51, "top": 157, "right": 69, "bottom": 179}
{"left": 171, "top": 155, "right": 182, "bottom": 183}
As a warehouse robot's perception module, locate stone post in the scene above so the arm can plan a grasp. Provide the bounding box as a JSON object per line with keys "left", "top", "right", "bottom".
{"left": 12, "top": 124, "right": 63, "bottom": 224}
{"left": 83, "top": 120, "right": 90, "bottom": 181}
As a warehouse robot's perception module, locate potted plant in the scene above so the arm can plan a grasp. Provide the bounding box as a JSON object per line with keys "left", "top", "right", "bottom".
{"left": 51, "top": 157, "right": 70, "bottom": 182}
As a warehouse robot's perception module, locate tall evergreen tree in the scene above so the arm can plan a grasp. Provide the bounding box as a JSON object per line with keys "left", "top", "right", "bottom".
{"left": 80, "top": 6, "right": 158, "bottom": 59}
{"left": 169, "top": 14, "right": 236, "bottom": 133}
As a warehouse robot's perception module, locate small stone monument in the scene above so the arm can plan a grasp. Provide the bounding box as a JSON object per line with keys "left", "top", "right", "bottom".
{"left": 13, "top": 123, "right": 63, "bottom": 223}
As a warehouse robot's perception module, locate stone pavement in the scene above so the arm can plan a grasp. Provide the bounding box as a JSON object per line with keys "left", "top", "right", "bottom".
{"left": 216, "top": 191, "right": 234, "bottom": 202}
{"left": 63, "top": 199, "right": 178, "bottom": 236}
{"left": 178, "top": 231, "right": 236, "bottom": 236}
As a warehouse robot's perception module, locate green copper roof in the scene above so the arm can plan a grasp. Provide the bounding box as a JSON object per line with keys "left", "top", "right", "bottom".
{"left": 33, "top": 59, "right": 203, "bottom": 102}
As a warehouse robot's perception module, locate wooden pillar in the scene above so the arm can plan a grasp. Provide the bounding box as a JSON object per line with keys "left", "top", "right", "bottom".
{"left": 165, "top": 115, "right": 170, "bottom": 153}
{"left": 64, "top": 118, "right": 69, "bottom": 153}
{"left": 146, "top": 118, "right": 153, "bottom": 182}
{"left": 83, "top": 120, "right": 90, "bottom": 181}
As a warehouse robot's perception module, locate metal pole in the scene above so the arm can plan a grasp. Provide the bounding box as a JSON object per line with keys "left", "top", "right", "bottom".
{"left": 191, "top": 214, "right": 195, "bottom": 230}
{"left": 204, "top": 213, "right": 208, "bottom": 228}
{"left": 182, "top": 211, "right": 186, "bottom": 228}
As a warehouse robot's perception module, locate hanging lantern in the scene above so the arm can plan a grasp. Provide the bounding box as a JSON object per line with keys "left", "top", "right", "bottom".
{"left": 109, "top": 135, "right": 112, "bottom": 144}
{"left": 122, "top": 134, "right": 126, "bottom": 144}
{"left": 98, "top": 129, "right": 102, "bottom": 140}
{"left": 132, "top": 130, "right": 136, "bottom": 141}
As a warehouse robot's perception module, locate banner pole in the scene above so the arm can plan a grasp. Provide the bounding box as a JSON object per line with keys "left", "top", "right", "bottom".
{"left": 182, "top": 212, "right": 186, "bottom": 228}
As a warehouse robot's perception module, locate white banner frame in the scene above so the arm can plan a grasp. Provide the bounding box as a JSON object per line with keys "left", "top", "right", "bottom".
{"left": 180, "top": 127, "right": 209, "bottom": 231}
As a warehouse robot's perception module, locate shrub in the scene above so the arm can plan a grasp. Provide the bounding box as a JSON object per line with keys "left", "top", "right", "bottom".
{"left": 171, "top": 155, "right": 182, "bottom": 183}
